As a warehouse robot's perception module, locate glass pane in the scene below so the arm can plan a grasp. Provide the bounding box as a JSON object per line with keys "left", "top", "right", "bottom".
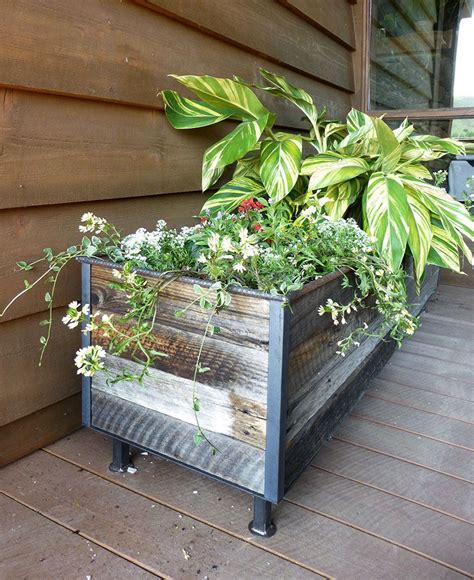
{"left": 370, "top": 0, "right": 474, "bottom": 110}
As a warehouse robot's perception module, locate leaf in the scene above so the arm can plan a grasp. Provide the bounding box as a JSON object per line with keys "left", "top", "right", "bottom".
{"left": 346, "top": 108, "right": 374, "bottom": 134}
{"left": 161, "top": 90, "right": 234, "bottom": 129}
{"left": 411, "top": 134, "right": 465, "bottom": 156}
{"left": 397, "top": 163, "right": 432, "bottom": 181}
{"left": 202, "top": 115, "right": 268, "bottom": 190}
{"left": 202, "top": 176, "right": 265, "bottom": 214}
{"left": 405, "top": 190, "right": 433, "bottom": 282}
{"left": 364, "top": 173, "right": 410, "bottom": 271}
{"left": 372, "top": 117, "right": 401, "bottom": 173}
{"left": 192, "top": 399, "right": 201, "bottom": 412}
{"left": 233, "top": 151, "right": 261, "bottom": 180}
{"left": 323, "top": 178, "right": 362, "bottom": 220}
{"left": 193, "top": 431, "right": 204, "bottom": 445}
{"left": 170, "top": 75, "right": 268, "bottom": 120}
{"left": 302, "top": 152, "right": 369, "bottom": 190}
{"left": 23, "top": 279, "right": 31, "bottom": 289}
{"left": 39, "top": 319, "right": 51, "bottom": 326}
{"left": 17, "top": 261, "right": 33, "bottom": 271}
{"left": 259, "top": 135, "right": 302, "bottom": 202}
{"left": 44, "top": 292, "right": 52, "bottom": 303}
{"left": 39, "top": 336, "right": 47, "bottom": 345}
{"left": 427, "top": 224, "right": 461, "bottom": 272}
{"left": 393, "top": 118, "right": 414, "bottom": 142}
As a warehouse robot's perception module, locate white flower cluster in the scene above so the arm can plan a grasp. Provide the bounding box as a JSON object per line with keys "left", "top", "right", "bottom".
{"left": 74, "top": 345, "right": 106, "bottom": 376}
{"left": 79, "top": 213, "right": 107, "bottom": 234}
{"left": 198, "top": 227, "right": 259, "bottom": 273}
{"left": 62, "top": 301, "right": 89, "bottom": 329}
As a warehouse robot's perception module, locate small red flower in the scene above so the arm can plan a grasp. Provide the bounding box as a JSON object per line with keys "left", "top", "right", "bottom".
{"left": 200, "top": 216, "right": 208, "bottom": 223}
{"left": 253, "top": 223, "right": 262, "bottom": 232}
{"left": 238, "top": 198, "right": 264, "bottom": 213}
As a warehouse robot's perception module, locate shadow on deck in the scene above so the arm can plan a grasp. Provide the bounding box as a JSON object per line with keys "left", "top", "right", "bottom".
{"left": 1, "top": 266, "right": 472, "bottom": 579}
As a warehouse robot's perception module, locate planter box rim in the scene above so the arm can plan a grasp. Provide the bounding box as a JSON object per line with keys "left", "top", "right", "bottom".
{"left": 77, "top": 256, "right": 351, "bottom": 303}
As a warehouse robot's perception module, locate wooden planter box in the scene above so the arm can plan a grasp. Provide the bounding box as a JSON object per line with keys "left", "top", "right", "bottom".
{"left": 79, "top": 257, "right": 439, "bottom": 536}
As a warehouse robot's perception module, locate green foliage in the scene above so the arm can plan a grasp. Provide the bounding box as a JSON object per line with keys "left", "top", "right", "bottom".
{"left": 162, "top": 70, "right": 474, "bottom": 283}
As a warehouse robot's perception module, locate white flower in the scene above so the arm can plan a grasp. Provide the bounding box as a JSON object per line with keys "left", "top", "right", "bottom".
{"left": 221, "top": 236, "right": 234, "bottom": 253}
{"left": 101, "top": 314, "right": 112, "bottom": 324}
{"left": 197, "top": 254, "right": 207, "bottom": 264}
{"left": 79, "top": 213, "right": 107, "bottom": 234}
{"left": 207, "top": 232, "right": 220, "bottom": 253}
{"left": 233, "top": 263, "right": 246, "bottom": 273}
{"left": 112, "top": 269, "right": 122, "bottom": 279}
{"left": 74, "top": 345, "right": 106, "bottom": 377}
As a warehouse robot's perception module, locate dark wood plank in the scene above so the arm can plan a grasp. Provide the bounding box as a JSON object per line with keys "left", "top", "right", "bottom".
{"left": 0, "top": 495, "right": 156, "bottom": 579}
{"left": 388, "top": 350, "right": 474, "bottom": 385}
{"left": 424, "top": 300, "right": 474, "bottom": 325}
{"left": 0, "top": 308, "right": 80, "bottom": 426}
{"left": 278, "top": 0, "right": 356, "bottom": 48}
{"left": 0, "top": 193, "right": 204, "bottom": 323}
{"left": 335, "top": 416, "right": 474, "bottom": 481}
{"left": 312, "top": 439, "right": 473, "bottom": 522}
{"left": 136, "top": 0, "right": 354, "bottom": 88}
{"left": 400, "top": 339, "right": 474, "bottom": 367}
{"left": 0, "top": 0, "right": 351, "bottom": 123}
{"left": 0, "top": 451, "right": 316, "bottom": 579}
{"left": 45, "top": 429, "right": 466, "bottom": 579}
{"left": 377, "top": 364, "right": 474, "bottom": 401}
{"left": 433, "top": 284, "right": 474, "bottom": 306}
{"left": 407, "top": 328, "right": 473, "bottom": 354}
{"left": 287, "top": 467, "right": 474, "bottom": 575}
{"left": 91, "top": 390, "right": 266, "bottom": 494}
{"left": 0, "top": 394, "right": 81, "bottom": 467}
{"left": 352, "top": 395, "right": 474, "bottom": 449}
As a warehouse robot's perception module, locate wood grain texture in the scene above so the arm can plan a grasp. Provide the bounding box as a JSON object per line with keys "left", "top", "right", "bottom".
{"left": 0, "top": 451, "right": 311, "bottom": 579}
{"left": 94, "top": 354, "right": 267, "bottom": 448}
{"left": 312, "top": 439, "right": 473, "bottom": 522}
{"left": 278, "top": 0, "right": 356, "bottom": 48}
{"left": 0, "top": 193, "right": 204, "bottom": 323}
{"left": 0, "top": 394, "right": 81, "bottom": 467}
{"left": 0, "top": 0, "right": 351, "bottom": 122}
{"left": 0, "top": 308, "right": 80, "bottom": 426}
{"left": 288, "top": 467, "right": 474, "bottom": 575}
{"left": 91, "top": 389, "right": 266, "bottom": 494}
{"left": 46, "top": 429, "right": 468, "bottom": 579}
{"left": 0, "top": 495, "right": 155, "bottom": 579}
{"left": 136, "top": 0, "right": 354, "bottom": 88}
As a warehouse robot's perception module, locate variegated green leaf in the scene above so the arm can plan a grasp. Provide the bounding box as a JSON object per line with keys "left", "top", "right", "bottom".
{"left": 170, "top": 75, "right": 269, "bottom": 120}
{"left": 411, "top": 134, "right": 465, "bottom": 156}
{"left": 233, "top": 152, "right": 261, "bottom": 180}
{"left": 405, "top": 190, "right": 432, "bottom": 282}
{"left": 323, "top": 179, "right": 361, "bottom": 220}
{"left": 427, "top": 224, "right": 461, "bottom": 272}
{"left": 302, "top": 152, "right": 369, "bottom": 190}
{"left": 364, "top": 172, "right": 410, "bottom": 270}
{"left": 397, "top": 163, "right": 432, "bottom": 181}
{"left": 346, "top": 109, "right": 374, "bottom": 133}
{"left": 161, "top": 90, "right": 233, "bottom": 129}
{"left": 372, "top": 117, "right": 401, "bottom": 173}
{"left": 202, "top": 114, "right": 268, "bottom": 191}
{"left": 202, "top": 177, "right": 265, "bottom": 214}
{"left": 259, "top": 135, "right": 302, "bottom": 202}
{"left": 393, "top": 118, "right": 414, "bottom": 142}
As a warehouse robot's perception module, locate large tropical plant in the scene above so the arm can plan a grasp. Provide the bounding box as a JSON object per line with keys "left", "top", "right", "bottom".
{"left": 161, "top": 70, "right": 473, "bottom": 282}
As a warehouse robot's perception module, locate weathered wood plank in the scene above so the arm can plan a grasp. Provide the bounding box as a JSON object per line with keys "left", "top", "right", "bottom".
{"left": 0, "top": 1, "right": 351, "bottom": 123}
{"left": 287, "top": 467, "right": 474, "bottom": 574}
{"left": 46, "top": 429, "right": 468, "bottom": 579}
{"left": 0, "top": 495, "right": 155, "bottom": 579}
{"left": 278, "top": 0, "right": 356, "bottom": 48}
{"left": 408, "top": 328, "right": 473, "bottom": 354}
{"left": 352, "top": 395, "right": 474, "bottom": 449}
{"left": 335, "top": 416, "right": 474, "bottom": 481}
{"left": 92, "top": 264, "right": 271, "bottom": 347}
{"left": 400, "top": 339, "right": 474, "bottom": 367}
{"left": 0, "top": 451, "right": 313, "bottom": 579}
{"left": 91, "top": 389, "right": 266, "bottom": 494}
{"left": 424, "top": 300, "right": 474, "bottom": 324}
{"left": 136, "top": 0, "right": 354, "bottom": 88}
{"left": 94, "top": 354, "right": 267, "bottom": 448}
{"left": 0, "top": 193, "right": 204, "bottom": 323}
{"left": 0, "top": 394, "right": 81, "bottom": 467}
{"left": 388, "top": 350, "right": 474, "bottom": 385}
{"left": 312, "top": 439, "right": 473, "bottom": 522}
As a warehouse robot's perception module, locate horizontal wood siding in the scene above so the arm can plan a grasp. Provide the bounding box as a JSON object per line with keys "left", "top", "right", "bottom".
{"left": 0, "top": 0, "right": 357, "bottom": 463}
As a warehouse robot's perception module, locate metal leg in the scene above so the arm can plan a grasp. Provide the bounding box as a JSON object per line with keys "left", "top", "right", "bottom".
{"left": 248, "top": 496, "right": 277, "bottom": 537}
{"left": 109, "top": 438, "right": 133, "bottom": 473}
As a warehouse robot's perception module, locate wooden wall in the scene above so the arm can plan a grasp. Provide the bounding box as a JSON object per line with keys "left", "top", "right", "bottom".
{"left": 0, "top": 0, "right": 356, "bottom": 465}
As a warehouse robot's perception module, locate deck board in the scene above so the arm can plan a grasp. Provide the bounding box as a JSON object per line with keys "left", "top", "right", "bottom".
{"left": 1, "top": 269, "right": 473, "bottom": 578}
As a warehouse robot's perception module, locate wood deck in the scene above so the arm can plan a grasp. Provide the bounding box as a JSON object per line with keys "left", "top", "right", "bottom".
{"left": 1, "top": 268, "right": 472, "bottom": 579}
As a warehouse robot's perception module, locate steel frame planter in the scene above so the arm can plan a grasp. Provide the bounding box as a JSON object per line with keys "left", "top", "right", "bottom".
{"left": 79, "top": 257, "right": 439, "bottom": 536}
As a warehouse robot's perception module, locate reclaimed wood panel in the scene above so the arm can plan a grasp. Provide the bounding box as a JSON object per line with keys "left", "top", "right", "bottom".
{"left": 0, "top": 193, "right": 204, "bottom": 323}
{"left": 0, "top": 1, "right": 351, "bottom": 124}
{"left": 335, "top": 416, "right": 474, "bottom": 481}
{"left": 352, "top": 396, "right": 474, "bottom": 449}
{"left": 45, "top": 429, "right": 468, "bottom": 579}
{"left": 288, "top": 467, "right": 474, "bottom": 575}
{"left": 0, "top": 394, "right": 81, "bottom": 467}
{"left": 368, "top": 378, "right": 474, "bottom": 422}
{"left": 91, "top": 390, "right": 266, "bottom": 494}
{"left": 0, "top": 496, "right": 155, "bottom": 579}
{"left": 278, "top": 0, "right": 356, "bottom": 48}
{"left": 136, "top": 0, "right": 354, "bottom": 89}
{"left": 0, "top": 308, "right": 80, "bottom": 426}
{"left": 312, "top": 439, "right": 473, "bottom": 522}
{"left": 0, "top": 452, "right": 312, "bottom": 579}
{"left": 93, "top": 354, "right": 267, "bottom": 448}
{"left": 91, "top": 264, "right": 271, "bottom": 347}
